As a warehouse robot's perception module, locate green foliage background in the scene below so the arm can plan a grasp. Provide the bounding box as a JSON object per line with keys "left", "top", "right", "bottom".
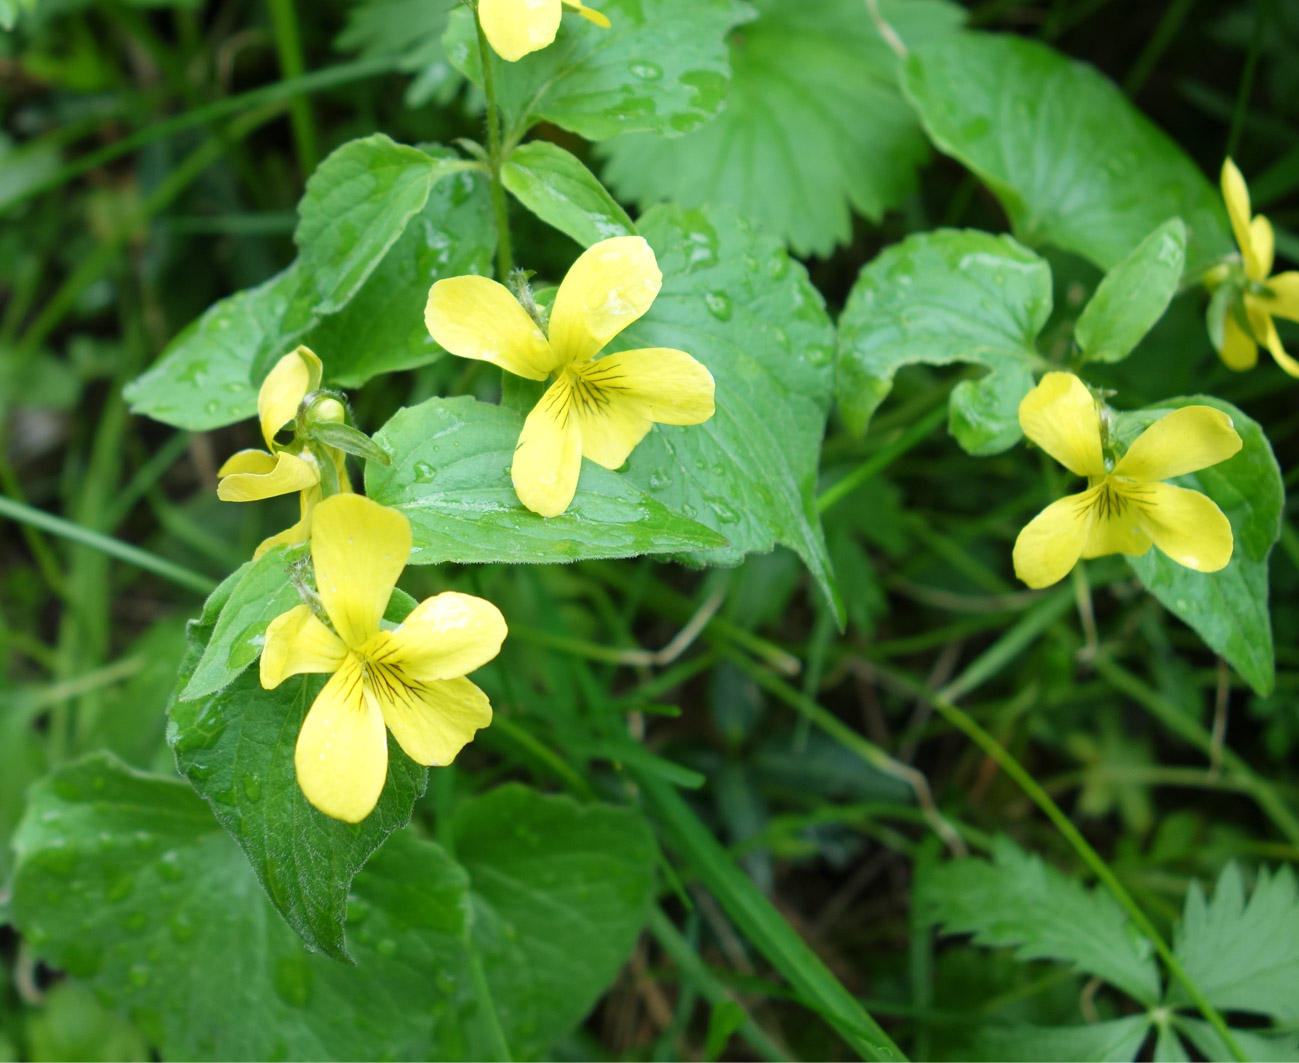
{"left": 2, "top": 1, "right": 1299, "bottom": 1061}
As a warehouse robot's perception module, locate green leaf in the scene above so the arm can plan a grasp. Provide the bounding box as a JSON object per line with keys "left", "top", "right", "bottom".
{"left": 1116, "top": 397, "right": 1282, "bottom": 696}
{"left": 125, "top": 149, "right": 491, "bottom": 431}
{"left": 1076, "top": 219, "right": 1187, "bottom": 364}
{"left": 618, "top": 205, "right": 841, "bottom": 616}
{"left": 12, "top": 756, "right": 657, "bottom": 1060}
{"left": 1175, "top": 1019, "right": 1299, "bottom": 1063}
{"left": 836, "top": 228, "right": 1051, "bottom": 454}
{"left": 294, "top": 134, "right": 470, "bottom": 313}
{"left": 366, "top": 395, "right": 729, "bottom": 564}
{"left": 962, "top": 1018, "right": 1151, "bottom": 1063}
{"left": 1170, "top": 862, "right": 1299, "bottom": 1023}
{"left": 167, "top": 585, "right": 428, "bottom": 960}
{"left": 451, "top": 784, "right": 658, "bottom": 1059}
{"left": 335, "top": 0, "right": 461, "bottom": 107}
{"left": 599, "top": 0, "right": 965, "bottom": 257}
{"left": 902, "top": 33, "right": 1232, "bottom": 273}
{"left": 179, "top": 546, "right": 305, "bottom": 702}
{"left": 502, "top": 141, "right": 635, "bottom": 248}
{"left": 443, "top": 0, "right": 753, "bottom": 142}
{"left": 24, "top": 982, "right": 149, "bottom": 1063}
{"left": 919, "top": 835, "right": 1163, "bottom": 1005}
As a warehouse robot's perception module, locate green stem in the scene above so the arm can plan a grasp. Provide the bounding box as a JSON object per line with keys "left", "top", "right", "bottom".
{"left": 880, "top": 666, "right": 1245, "bottom": 1062}
{"left": 0, "top": 495, "right": 217, "bottom": 596}
{"left": 818, "top": 405, "right": 947, "bottom": 513}
{"left": 265, "top": 0, "right": 319, "bottom": 174}
{"left": 474, "top": 6, "right": 515, "bottom": 281}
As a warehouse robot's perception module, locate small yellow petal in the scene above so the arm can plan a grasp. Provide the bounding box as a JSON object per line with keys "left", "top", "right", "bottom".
{"left": 1017, "top": 372, "right": 1105, "bottom": 478}
{"left": 1250, "top": 215, "right": 1275, "bottom": 280}
{"left": 375, "top": 675, "right": 493, "bottom": 767}
{"left": 311, "top": 494, "right": 411, "bottom": 648}
{"left": 365, "top": 592, "right": 507, "bottom": 682}
{"left": 1080, "top": 494, "right": 1152, "bottom": 560}
{"left": 580, "top": 347, "right": 716, "bottom": 425}
{"left": 1253, "top": 308, "right": 1299, "bottom": 378}
{"left": 1221, "top": 158, "right": 1260, "bottom": 278}
{"left": 562, "top": 0, "right": 611, "bottom": 26}
{"left": 1013, "top": 489, "right": 1094, "bottom": 589}
{"left": 294, "top": 656, "right": 388, "bottom": 823}
{"left": 573, "top": 397, "right": 651, "bottom": 470}
{"left": 253, "top": 485, "right": 322, "bottom": 561}
{"left": 258, "top": 346, "right": 322, "bottom": 450}
{"left": 425, "top": 276, "right": 558, "bottom": 380}
{"left": 512, "top": 376, "right": 583, "bottom": 517}
{"left": 1112, "top": 407, "right": 1242, "bottom": 481}
{"left": 1137, "top": 483, "right": 1234, "bottom": 573}
{"left": 217, "top": 450, "right": 319, "bottom": 502}
{"left": 1259, "top": 272, "right": 1299, "bottom": 322}
{"left": 479, "top": 0, "right": 561, "bottom": 61}
{"left": 549, "top": 236, "right": 662, "bottom": 364}
{"left": 218, "top": 449, "right": 276, "bottom": 478}
{"left": 1219, "top": 307, "right": 1258, "bottom": 370}
{"left": 260, "top": 604, "right": 348, "bottom": 688}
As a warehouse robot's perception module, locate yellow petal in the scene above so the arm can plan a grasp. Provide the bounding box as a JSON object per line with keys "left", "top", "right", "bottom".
{"left": 478, "top": 0, "right": 561, "bottom": 61}
{"left": 217, "top": 450, "right": 319, "bottom": 502}
{"left": 1221, "top": 158, "right": 1261, "bottom": 278}
{"left": 1250, "top": 215, "right": 1275, "bottom": 280}
{"left": 1253, "top": 308, "right": 1299, "bottom": 378}
{"left": 425, "top": 276, "right": 558, "bottom": 380}
{"left": 1112, "top": 407, "right": 1242, "bottom": 481}
{"left": 294, "top": 656, "right": 388, "bottom": 823}
{"left": 569, "top": 370, "right": 652, "bottom": 470}
{"left": 1017, "top": 372, "right": 1105, "bottom": 478}
{"left": 1080, "top": 492, "right": 1152, "bottom": 560}
{"left": 512, "top": 376, "right": 582, "bottom": 517}
{"left": 562, "top": 0, "right": 611, "bottom": 26}
{"left": 1136, "top": 483, "right": 1234, "bottom": 573}
{"left": 579, "top": 347, "right": 716, "bottom": 425}
{"left": 1219, "top": 307, "right": 1258, "bottom": 370}
{"left": 373, "top": 674, "right": 493, "bottom": 767}
{"left": 253, "top": 485, "right": 322, "bottom": 561}
{"left": 260, "top": 604, "right": 348, "bottom": 688}
{"left": 258, "top": 346, "right": 322, "bottom": 450}
{"left": 1259, "top": 272, "right": 1299, "bottom": 322}
{"left": 363, "top": 592, "right": 507, "bottom": 682}
{"left": 549, "top": 236, "right": 662, "bottom": 364}
{"left": 1013, "top": 489, "right": 1094, "bottom": 588}
{"left": 311, "top": 494, "right": 411, "bottom": 648}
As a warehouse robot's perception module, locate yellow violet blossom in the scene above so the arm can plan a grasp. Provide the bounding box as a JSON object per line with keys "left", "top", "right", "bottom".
{"left": 260, "top": 494, "right": 506, "bottom": 823}
{"left": 216, "top": 346, "right": 350, "bottom": 558}
{"left": 1013, "top": 373, "right": 1242, "bottom": 589}
{"left": 425, "top": 235, "right": 716, "bottom": 517}
{"left": 479, "top": 0, "right": 610, "bottom": 63}
{"left": 1213, "top": 159, "right": 1299, "bottom": 376}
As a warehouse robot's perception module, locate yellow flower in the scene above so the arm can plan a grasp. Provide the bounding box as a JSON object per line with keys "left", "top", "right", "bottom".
{"left": 1012, "top": 373, "right": 1242, "bottom": 589}
{"left": 1215, "top": 159, "right": 1299, "bottom": 376}
{"left": 260, "top": 494, "right": 507, "bottom": 823}
{"left": 216, "top": 346, "right": 349, "bottom": 558}
{"left": 425, "top": 236, "right": 716, "bottom": 517}
{"left": 479, "top": 0, "right": 610, "bottom": 62}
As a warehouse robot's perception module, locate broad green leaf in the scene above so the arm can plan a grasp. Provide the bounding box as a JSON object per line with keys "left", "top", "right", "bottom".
{"left": 902, "top": 33, "right": 1232, "bottom": 273}
{"left": 919, "top": 835, "right": 1162, "bottom": 1005}
{"left": 334, "top": 0, "right": 461, "bottom": 107}
{"left": 452, "top": 784, "right": 658, "bottom": 1060}
{"left": 123, "top": 264, "right": 306, "bottom": 431}
{"left": 23, "top": 983, "right": 149, "bottom": 1063}
{"left": 502, "top": 141, "right": 635, "bottom": 248}
{"left": 294, "top": 134, "right": 471, "bottom": 313}
{"left": 1116, "top": 397, "right": 1282, "bottom": 696}
{"left": 12, "top": 756, "right": 656, "bottom": 1060}
{"left": 125, "top": 153, "right": 491, "bottom": 431}
{"left": 443, "top": 0, "right": 752, "bottom": 142}
{"left": 167, "top": 582, "right": 428, "bottom": 960}
{"left": 619, "top": 205, "right": 841, "bottom": 617}
{"left": 1170, "top": 863, "right": 1299, "bottom": 1023}
{"left": 179, "top": 546, "right": 305, "bottom": 702}
{"left": 1175, "top": 1019, "right": 1299, "bottom": 1063}
{"left": 600, "top": 0, "right": 965, "bottom": 257}
{"left": 836, "top": 228, "right": 1051, "bottom": 454}
{"left": 1076, "top": 219, "right": 1187, "bottom": 364}
{"left": 962, "top": 1018, "right": 1151, "bottom": 1063}
{"left": 366, "top": 395, "right": 730, "bottom": 564}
